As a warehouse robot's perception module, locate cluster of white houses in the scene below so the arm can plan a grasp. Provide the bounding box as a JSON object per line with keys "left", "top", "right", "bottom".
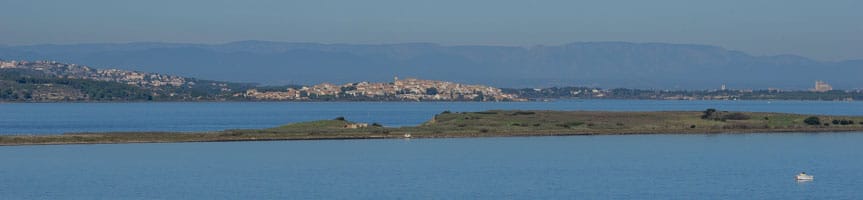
{"left": 0, "top": 60, "right": 192, "bottom": 88}
{"left": 242, "top": 77, "right": 525, "bottom": 101}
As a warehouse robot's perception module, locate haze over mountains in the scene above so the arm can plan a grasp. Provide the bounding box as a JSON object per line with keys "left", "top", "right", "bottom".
{"left": 1, "top": 41, "right": 860, "bottom": 89}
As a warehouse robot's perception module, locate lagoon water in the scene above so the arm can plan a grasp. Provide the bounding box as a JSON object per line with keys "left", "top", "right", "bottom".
{"left": 3, "top": 100, "right": 863, "bottom": 199}
{"left": 2, "top": 134, "right": 862, "bottom": 199}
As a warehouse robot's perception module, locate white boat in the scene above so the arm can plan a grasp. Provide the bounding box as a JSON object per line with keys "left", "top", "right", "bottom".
{"left": 404, "top": 133, "right": 412, "bottom": 138}
{"left": 796, "top": 173, "right": 814, "bottom": 181}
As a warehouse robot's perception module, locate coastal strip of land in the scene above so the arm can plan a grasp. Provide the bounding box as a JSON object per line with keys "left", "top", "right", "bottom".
{"left": 3, "top": 109, "right": 863, "bottom": 146}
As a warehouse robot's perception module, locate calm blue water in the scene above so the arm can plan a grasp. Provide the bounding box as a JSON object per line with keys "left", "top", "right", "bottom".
{"left": 1, "top": 134, "right": 861, "bottom": 199}
{"left": 3, "top": 100, "right": 863, "bottom": 199}
{"left": 2, "top": 100, "right": 863, "bottom": 134}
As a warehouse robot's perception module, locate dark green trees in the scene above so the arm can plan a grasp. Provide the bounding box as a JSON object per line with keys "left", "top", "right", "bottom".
{"left": 701, "top": 108, "right": 717, "bottom": 119}
{"left": 804, "top": 116, "right": 821, "bottom": 125}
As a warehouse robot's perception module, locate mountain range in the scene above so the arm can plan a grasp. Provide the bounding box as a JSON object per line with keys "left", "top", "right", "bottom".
{"left": 1, "top": 41, "right": 861, "bottom": 89}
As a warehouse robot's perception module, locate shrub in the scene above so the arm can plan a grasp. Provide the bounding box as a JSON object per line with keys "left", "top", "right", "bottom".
{"left": 824, "top": 123, "right": 830, "bottom": 126}
{"left": 803, "top": 117, "right": 821, "bottom": 125}
{"left": 555, "top": 122, "right": 584, "bottom": 128}
{"left": 832, "top": 119, "right": 840, "bottom": 125}
{"left": 334, "top": 116, "right": 346, "bottom": 121}
{"left": 690, "top": 125, "right": 696, "bottom": 129}
{"left": 479, "top": 128, "right": 489, "bottom": 133}
{"left": 511, "top": 111, "right": 536, "bottom": 115}
{"left": 441, "top": 110, "right": 451, "bottom": 114}
{"left": 840, "top": 120, "right": 851, "bottom": 125}
{"left": 701, "top": 108, "right": 717, "bottom": 119}
{"left": 371, "top": 123, "right": 383, "bottom": 127}
{"left": 701, "top": 109, "right": 750, "bottom": 121}
{"left": 721, "top": 113, "right": 751, "bottom": 120}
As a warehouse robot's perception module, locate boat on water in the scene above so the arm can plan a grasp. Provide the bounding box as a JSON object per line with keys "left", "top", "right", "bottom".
{"left": 796, "top": 172, "right": 814, "bottom": 181}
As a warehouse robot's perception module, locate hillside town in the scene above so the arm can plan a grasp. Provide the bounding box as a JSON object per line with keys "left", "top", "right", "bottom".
{"left": 242, "top": 77, "right": 526, "bottom": 101}
{"left": 1, "top": 60, "right": 195, "bottom": 88}
{"left": 0, "top": 60, "right": 250, "bottom": 101}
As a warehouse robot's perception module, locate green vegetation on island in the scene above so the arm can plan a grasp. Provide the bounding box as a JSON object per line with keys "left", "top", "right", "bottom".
{"left": 3, "top": 109, "right": 863, "bottom": 146}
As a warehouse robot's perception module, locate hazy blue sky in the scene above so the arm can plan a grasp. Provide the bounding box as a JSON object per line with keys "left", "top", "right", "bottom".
{"left": 1, "top": 0, "right": 861, "bottom": 60}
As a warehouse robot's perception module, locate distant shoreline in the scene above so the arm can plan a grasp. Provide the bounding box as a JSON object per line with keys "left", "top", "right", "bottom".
{"left": 3, "top": 110, "right": 863, "bottom": 146}
{"left": 2, "top": 98, "right": 862, "bottom": 104}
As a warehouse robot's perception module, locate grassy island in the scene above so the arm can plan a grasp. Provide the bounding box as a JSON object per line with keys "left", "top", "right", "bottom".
{"left": 3, "top": 109, "right": 863, "bottom": 146}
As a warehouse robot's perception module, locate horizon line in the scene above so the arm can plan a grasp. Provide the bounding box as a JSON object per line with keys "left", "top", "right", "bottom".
{"left": 4, "top": 40, "right": 859, "bottom": 62}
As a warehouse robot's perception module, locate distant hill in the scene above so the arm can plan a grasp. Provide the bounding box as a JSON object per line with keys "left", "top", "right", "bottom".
{"left": 2, "top": 41, "right": 861, "bottom": 89}
{"left": 0, "top": 60, "right": 521, "bottom": 102}
{"left": 0, "top": 60, "right": 252, "bottom": 102}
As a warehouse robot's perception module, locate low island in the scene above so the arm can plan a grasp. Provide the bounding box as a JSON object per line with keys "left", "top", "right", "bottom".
{"left": 3, "top": 109, "right": 863, "bottom": 146}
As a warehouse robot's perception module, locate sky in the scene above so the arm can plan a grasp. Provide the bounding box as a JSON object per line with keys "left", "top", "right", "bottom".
{"left": 1, "top": 0, "right": 861, "bottom": 61}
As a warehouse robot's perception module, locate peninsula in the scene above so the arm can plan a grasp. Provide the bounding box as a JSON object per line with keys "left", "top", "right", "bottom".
{"left": 0, "top": 60, "right": 522, "bottom": 102}
{"left": 3, "top": 109, "right": 863, "bottom": 146}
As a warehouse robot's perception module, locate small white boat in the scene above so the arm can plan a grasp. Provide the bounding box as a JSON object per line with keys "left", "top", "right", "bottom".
{"left": 796, "top": 172, "right": 814, "bottom": 181}
{"left": 404, "top": 133, "right": 412, "bottom": 138}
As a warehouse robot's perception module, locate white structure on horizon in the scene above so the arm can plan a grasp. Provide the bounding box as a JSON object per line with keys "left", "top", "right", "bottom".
{"left": 814, "top": 81, "right": 833, "bottom": 92}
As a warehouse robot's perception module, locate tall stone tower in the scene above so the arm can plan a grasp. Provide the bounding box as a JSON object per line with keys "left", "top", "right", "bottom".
{"left": 393, "top": 76, "right": 401, "bottom": 89}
